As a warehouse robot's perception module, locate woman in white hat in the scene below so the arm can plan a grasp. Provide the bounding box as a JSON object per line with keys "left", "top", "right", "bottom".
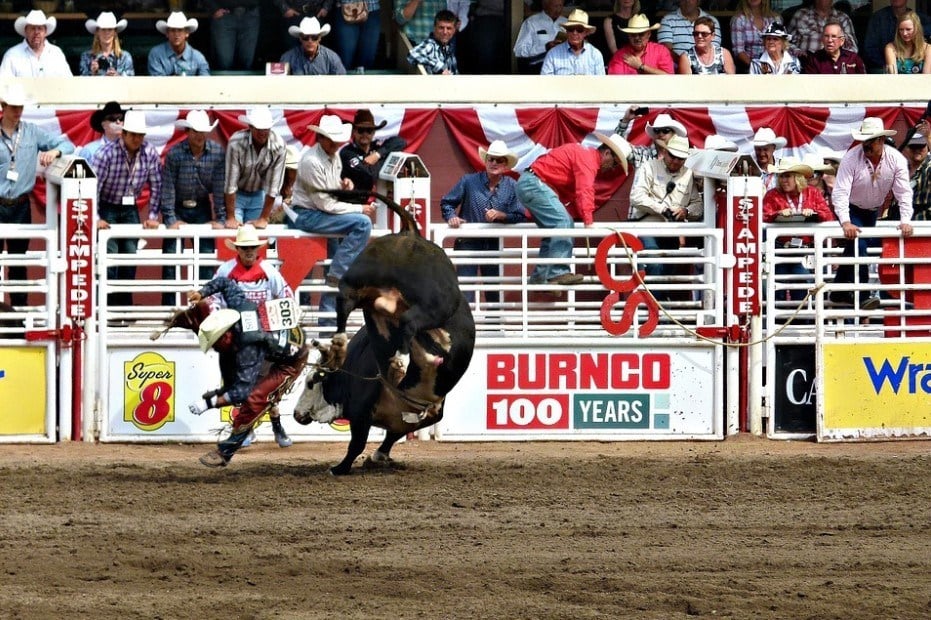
{"left": 80, "top": 12, "right": 134, "bottom": 76}
{"left": 749, "top": 21, "right": 800, "bottom": 74}
{"left": 607, "top": 13, "right": 672, "bottom": 74}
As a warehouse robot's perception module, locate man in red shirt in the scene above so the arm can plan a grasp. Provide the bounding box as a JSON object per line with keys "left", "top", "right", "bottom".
{"left": 517, "top": 134, "right": 630, "bottom": 285}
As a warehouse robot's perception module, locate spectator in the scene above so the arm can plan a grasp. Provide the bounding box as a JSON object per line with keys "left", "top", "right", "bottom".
{"left": 604, "top": 0, "right": 651, "bottom": 57}
{"left": 204, "top": 1, "right": 260, "bottom": 72}
{"left": 92, "top": 110, "right": 162, "bottom": 309}
{"left": 514, "top": 0, "right": 567, "bottom": 74}
{"left": 629, "top": 134, "right": 702, "bottom": 298}
{"left": 801, "top": 151, "right": 835, "bottom": 206}
{"left": 0, "top": 9, "right": 72, "bottom": 77}
{"left": 802, "top": 19, "right": 866, "bottom": 73}
{"left": 160, "top": 109, "right": 226, "bottom": 305}
{"left": 333, "top": 0, "right": 381, "bottom": 71}
{"left": 148, "top": 11, "right": 210, "bottom": 76}
{"left": 441, "top": 140, "right": 527, "bottom": 304}
{"left": 762, "top": 156, "right": 834, "bottom": 301}
{"left": 884, "top": 11, "right": 931, "bottom": 74}
{"left": 752, "top": 127, "right": 786, "bottom": 191}
{"left": 541, "top": 9, "right": 605, "bottom": 75}
{"left": 788, "top": 0, "right": 858, "bottom": 59}
{"left": 750, "top": 21, "right": 801, "bottom": 74}
{"left": 830, "top": 117, "right": 913, "bottom": 308}
{"left": 516, "top": 133, "right": 630, "bottom": 285}
{"left": 407, "top": 9, "right": 459, "bottom": 74}
{"left": 80, "top": 12, "right": 134, "bottom": 77}
{"left": 448, "top": 0, "right": 471, "bottom": 31}
{"left": 615, "top": 109, "right": 688, "bottom": 170}
{"left": 224, "top": 107, "right": 288, "bottom": 229}
{"left": 607, "top": 13, "right": 673, "bottom": 74}
{"left": 281, "top": 17, "right": 347, "bottom": 74}
{"left": 276, "top": 0, "right": 333, "bottom": 37}
{"left": 886, "top": 123, "right": 931, "bottom": 221}
{"left": 395, "top": 0, "right": 447, "bottom": 44}
{"left": 0, "top": 84, "right": 74, "bottom": 308}
{"left": 340, "top": 109, "right": 408, "bottom": 194}
{"left": 459, "top": 0, "right": 510, "bottom": 74}
{"left": 79, "top": 101, "right": 125, "bottom": 162}
{"left": 863, "top": 0, "right": 931, "bottom": 73}
{"left": 677, "top": 15, "right": 735, "bottom": 74}
{"left": 657, "top": 0, "right": 721, "bottom": 60}
{"left": 730, "top": 0, "right": 778, "bottom": 71}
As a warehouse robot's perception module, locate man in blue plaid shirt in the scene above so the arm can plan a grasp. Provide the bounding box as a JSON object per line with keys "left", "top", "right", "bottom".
{"left": 406, "top": 9, "right": 458, "bottom": 74}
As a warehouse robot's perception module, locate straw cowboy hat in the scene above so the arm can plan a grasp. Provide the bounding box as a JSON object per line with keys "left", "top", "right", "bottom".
{"left": 801, "top": 153, "right": 832, "bottom": 171}
{"left": 664, "top": 135, "right": 691, "bottom": 159}
{"left": 479, "top": 140, "right": 518, "bottom": 169}
{"left": 15, "top": 10, "right": 56, "bottom": 37}
{"left": 121, "top": 110, "right": 148, "bottom": 134}
{"left": 767, "top": 156, "right": 813, "bottom": 177}
{"left": 224, "top": 224, "right": 269, "bottom": 251}
{"left": 703, "top": 134, "right": 738, "bottom": 151}
{"left": 289, "top": 16, "right": 331, "bottom": 38}
{"left": 90, "top": 101, "right": 125, "bottom": 133}
{"left": 760, "top": 21, "right": 790, "bottom": 39}
{"left": 156, "top": 12, "right": 198, "bottom": 35}
{"left": 308, "top": 114, "right": 352, "bottom": 143}
{"left": 751, "top": 127, "right": 787, "bottom": 148}
{"left": 560, "top": 8, "right": 596, "bottom": 33}
{"left": 238, "top": 106, "right": 275, "bottom": 130}
{"left": 620, "top": 13, "right": 660, "bottom": 34}
{"left": 85, "top": 12, "right": 127, "bottom": 35}
{"left": 0, "top": 83, "right": 32, "bottom": 107}
{"left": 351, "top": 108, "right": 387, "bottom": 130}
{"left": 646, "top": 113, "right": 688, "bottom": 139}
{"left": 595, "top": 133, "right": 631, "bottom": 174}
{"left": 852, "top": 117, "right": 896, "bottom": 141}
{"left": 197, "top": 308, "right": 240, "bottom": 353}
{"left": 174, "top": 109, "right": 218, "bottom": 133}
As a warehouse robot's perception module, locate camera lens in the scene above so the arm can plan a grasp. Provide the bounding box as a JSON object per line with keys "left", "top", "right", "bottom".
{"left": 97, "top": 56, "right": 110, "bottom": 71}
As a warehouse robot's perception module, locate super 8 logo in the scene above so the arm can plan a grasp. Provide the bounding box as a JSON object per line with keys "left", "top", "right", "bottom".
{"left": 123, "top": 352, "right": 175, "bottom": 431}
{"left": 486, "top": 352, "right": 670, "bottom": 430}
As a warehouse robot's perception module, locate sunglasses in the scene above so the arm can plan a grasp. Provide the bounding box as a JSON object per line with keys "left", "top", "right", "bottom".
{"left": 654, "top": 128, "right": 675, "bottom": 135}
{"left": 667, "top": 153, "right": 686, "bottom": 161}
{"left": 564, "top": 26, "right": 587, "bottom": 34}
{"left": 487, "top": 156, "right": 509, "bottom": 164}
{"left": 692, "top": 30, "right": 713, "bottom": 38}
{"left": 300, "top": 34, "right": 321, "bottom": 41}
{"left": 104, "top": 114, "right": 124, "bottom": 123}
{"left": 355, "top": 127, "right": 376, "bottom": 134}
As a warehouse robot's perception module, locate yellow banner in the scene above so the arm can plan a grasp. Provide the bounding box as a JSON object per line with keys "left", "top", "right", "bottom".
{"left": 0, "top": 348, "right": 48, "bottom": 435}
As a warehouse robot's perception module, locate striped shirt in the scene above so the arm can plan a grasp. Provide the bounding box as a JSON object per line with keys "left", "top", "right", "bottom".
{"left": 161, "top": 139, "right": 227, "bottom": 226}
{"left": 788, "top": 8, "right": 858, "bottom": 55}
{"left": 224, "top": 129, "right": 287, "bottom": 198}
{"left": 657, "top": 10, "right": 721, "bottom": 57}
{"left": 540, "top": 42, "right": 605, "bottom": 76}
{"left": 91, "top": 139, "right": 163, "bottom": 219}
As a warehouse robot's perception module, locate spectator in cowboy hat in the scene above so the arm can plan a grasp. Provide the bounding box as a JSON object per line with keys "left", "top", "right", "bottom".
{"left": 0, "top": 83, "right": 74, "bottom": 307}
{"left": 749, "top": 21, "right": 800, "bottom": 74}
{"left": 340, "top": 108, "right": 407, "bottom": 200}
{"left": 80, "top": 11, "right": 134, "bottom": 76}
{"left": 541, "top": 8, "right": 605, "bottom": 75}
{"left": 441, "top": 140, "right": 527, "bottom": 304}
{"left": 751, "top": 127, "right": 787, "bottom": 190}
{"left": 608, "top": 13, "right": 673, "bottom": 74}
{"left": 79, "top": 101, "right": 126, "bottom": 162}
{"left": 614, "top": 109, "right": 688, "bottom": 169}
{"left": 513, "top": 0, "right": 568, "bottom": 75}
{"left": 0, "top": 9, "right": 72, "bottom": 77}
{"left": 147, "top": 11, "right": 210, "bottom": 76}
{"left": 280, "top": 16, "right": 346, "bottom": 75}
{"left": 223, "top": 106, "right": 287, "bottom": 229}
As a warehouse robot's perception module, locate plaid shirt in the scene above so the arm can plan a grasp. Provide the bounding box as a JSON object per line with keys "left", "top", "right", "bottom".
{"left": 92, "top": 139, "right": 163, "bottom": 219}
{"left": 729, "top": 13, "right": 775, "bottom": 62}
{"left": 161, "top": 139, "right": 227, "bottom": 226}
{"left": 613, "top": 117, "right": 659, "bottom": 169}
{"left": 541, "top": 41, "right": 605, "bottom": 75}
{"left": 788, "top": 8, "right": 858, "bottom": 55}
{"left": 224, "top": 129, "right": 287, "bottom": 198}
{"left": 407, "top": 35, "right": 458, "bottom": 74}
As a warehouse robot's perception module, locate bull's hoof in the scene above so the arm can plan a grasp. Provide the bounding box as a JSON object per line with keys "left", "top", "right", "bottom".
{"left": 329, "top": 465, "right": 352, "bottom": 476}
{"left": 362, "top": 451, "right": 404, "bottom": 471}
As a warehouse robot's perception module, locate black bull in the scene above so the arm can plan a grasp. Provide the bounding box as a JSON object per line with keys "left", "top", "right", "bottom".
{"left": 292, "top": 190, "right": 475, "bottom": 475}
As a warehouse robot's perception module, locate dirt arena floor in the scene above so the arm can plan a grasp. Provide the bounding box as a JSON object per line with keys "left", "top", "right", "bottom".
{"left": 0, "top": 435, "right": 929, "bottom": 619}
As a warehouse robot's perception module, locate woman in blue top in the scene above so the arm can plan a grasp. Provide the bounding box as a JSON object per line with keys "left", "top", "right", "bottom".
{"left": 884, "top": 10, "right": 931, "bottom": 74}
{"left": 79, "top": 12, "right": 134, "bottom": 76}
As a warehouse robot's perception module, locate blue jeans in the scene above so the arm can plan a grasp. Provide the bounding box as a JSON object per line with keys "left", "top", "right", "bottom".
{"left": 287, "top": 207, "right": 372, "bottom": 281}
{"left": 211, "top": 7, "right": 260, "bottom": 71}
{"left": 235, "top": 189, "right": 265, "bottom": 224}
{"left": 99, "top": 203, "right": 140, "bottom": 307}
{"left": 454, "top": 237, "right": 501, "bottom": 304}
{"left": 333, "top": 8, "right": 381, "bottom": 71}
{"left": 516, "top": 172, "right": 573, "bottom": 282}
{"left": 835, "top": 205, "right": 878, "bottom": 291}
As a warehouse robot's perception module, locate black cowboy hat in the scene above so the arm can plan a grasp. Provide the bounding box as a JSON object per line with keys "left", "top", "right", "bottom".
{"left": 90, "top": 101, "right": 126, "bottom": 133}
{"left": 351, "top": 109, "right": 387, "bottom": 130}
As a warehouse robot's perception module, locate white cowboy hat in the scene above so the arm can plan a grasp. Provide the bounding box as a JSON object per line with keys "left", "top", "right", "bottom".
{"left": 478, "top": 140, "right": 518, "bottom": 169}
{"left": 156, "top": 11, "right": 198, "bottom": 35}
{"left": 238, "top": 106, "right": 275, "bottom": 130}
{"left": 800, "top": 153, "right": 832, "bottom": 171}
{"left": 0, "top": 84, "right": 32, "bottom": 106}
{"left": 288, "top": 16, "right": 331, "bottom": 38}
{"left": 595, "top": 133, "right": 631, "bottom": 174}
{"left": 620, "top": 13, "right": 659, "bottom": 34}
{"left": 197, "top": 308, "right": 240, "bottom": 353}
{"left": 308, "top": 114, "right": 352, "bottom": 143}
{"left": 703, "top": 134, "right": 738, "bottom": 151}
{"left": 121, "top": 110, "right": 148, "bottom": 134}
{"left": 664, "top": 135, "right": 691, "bottom": 159}
{"left": 285, "top": 145, "right": 301, "bottom": 170}
{"left": 15, "top": 10, "right": 56, "bottom": 37}
{"left": 224, "top": 224, "right": 269, "bottom": 251}
{"left": 751, "top": 127, "right": 787, "bottom": 148}
{"left": 646, "top": 113, "right": 688, "bottom": 139}
{"left": 174, "top": 109, "right": 218, "bottom": 133}
{"left": 767, "top": 156, "right": 813, "bottom": 177}
{"left": 852, "top": 117, "right": 897, "bottom": 141}
{"left": 560, "top": 8, "right": 596, "bottom": 33}
{"left": 85, "top": 12, "right": 127, "bottom": 35}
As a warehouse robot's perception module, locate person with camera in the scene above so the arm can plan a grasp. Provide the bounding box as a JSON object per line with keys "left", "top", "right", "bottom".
{"left": 79, "top": 12, "right": 134, "bottom": 76}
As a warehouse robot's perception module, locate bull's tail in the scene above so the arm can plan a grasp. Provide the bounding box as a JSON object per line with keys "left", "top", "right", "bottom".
{"left": 312, "top": 187, "right": 419, "bottom": 234}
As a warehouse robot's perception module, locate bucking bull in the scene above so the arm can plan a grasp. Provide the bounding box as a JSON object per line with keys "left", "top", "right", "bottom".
{"left": 293, "top": 189, "right": 476, "bottom": 475}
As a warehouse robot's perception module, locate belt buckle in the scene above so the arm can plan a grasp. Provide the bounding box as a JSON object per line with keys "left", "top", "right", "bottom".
{"left": 182, "top": 200, "right": 197, "bottom": 208}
